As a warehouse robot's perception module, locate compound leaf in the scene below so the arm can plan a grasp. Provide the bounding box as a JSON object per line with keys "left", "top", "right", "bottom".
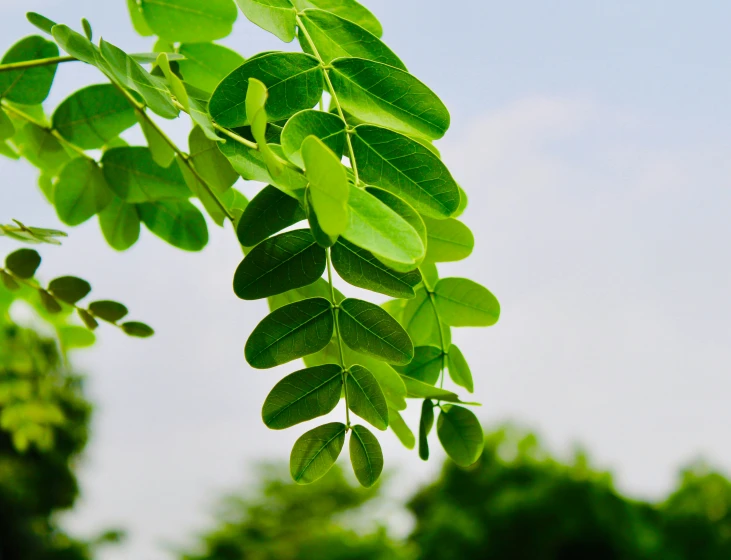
{"left": 140, "top": 0, "right": 238, "bottom": 43}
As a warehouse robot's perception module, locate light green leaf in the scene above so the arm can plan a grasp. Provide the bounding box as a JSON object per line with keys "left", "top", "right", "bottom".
{"left": 126, "top": 0, "right": 154, "bottom": 36}
{"left": 27, "top": 12, "right": 58, "bottom": 35}
{"left": 11, "top": 121, "right": 71, "bottom": 176}
{"left": 138, "top": 114, "right": 176, "bottom": 168}
{"left": 210, "top": 52, "right": 323, "bottom": 128}
{"left": 81, "top": 18, "right": 93, "bottom": 41}
{"left": 290, "top": 422, "right": 346, "bottom": 484}
{"left": 52, "top": 84, "right": 137, "bottom": 150}
{"left": 388, "top": 407, "right": 414, "bottom": 449}
{"left": 330, "top": 58, "right": 450, "bottom": 140}
{"left": 305, "top": 187, "right": 337, "bottom": 248}
{"left": 157, "top": 52, "right": 189, "bottom": 110}
{"left": 246, "top": 77, "right": 283, "bottom": 176}
{"left": 352, "top": 125, "right": 460, "bottom": 218}
{"left": 245, "top": 297, "right": 334, "bottom": 369}
{"left": 298, "top": 10, "right": 403, "bottom": 69}
{"left": 0, "top": 108, "right": 15, "bottom": 140}
{"left": 58, "top": 325, "right": 96, "bottom": 350}
{"left": 402, "top": 375, "right": 460, "bottom": 402}
{"left": 419, "top": 398, "right": 434, "bottom": 461}
{"left": 138, "top": 199, "right": 208, "bottom": 251}
{"left": 347, "top": 364, "right": 388, "bottom": 431}
{"left": 121, "top": 321, "right": 155, "bottom": 337}
{"left": 400, "top": 286, "right": 451, "bottom": 347}
{"left": 423, "top": 216, "right": 474, "bottom": 263}
{"left": 89, "top": 300, "right": 129, "bottom": 322}
{"left": 102, "top": 147, "right": 190, "bottom": 203}
{"left": 447, "top": 344, "right": 473, "bottom": 393}
{"left": 51, "top": 25, "right": 105, "bottom": 69}
{"left": 178, "top": 42, "right": 245, "bottom": 93}
{"left": 293, "top": 0, "right": 382, "bottom": 37}
{"left": 281, "top": 109, "right": 345, "bottom": 168}
{"left": 437, "top": 405, "right": 483, "bottom": 467}
{"left": 236, "top": 0, "right": 297, "bottom": 43}
{"left": 98, "top": 196, "right": 140, "bottom": 251}
{"left": 394, "top": 345, "right": 443, "bottom": 385}
{"left": 0, "top": 36, "right": 59, "bottom": 104}
{"left": 434, "top": 277, "right": 500, "bottom": 327}
{"left": 5, "top": 248, "right": 41, "bottom": 279}
{"left": 54, "top": 158, "right": 112, "bottom": 226}
{"left": 331, "top": 238, "right": 421, "bottom": 298}
{"left": 233, "top": 229, "right": 326, "bottom": 300}
{"left": 349, "top": 424, "right": 383, "bottom": 487}
{"left": 0, "top": 140, "right": 19, "bottom": 160}
{"left": 139, "top": 0, "right": 237, "bottom": 42}
{"left": 262, "top": 364, "right": 342, "bottom": 429}
{"left": 419, "top": 263, "right": 439, "bottom": 291}
{"left": 48, "top": 276, "right": 91, "bottom": 304}
{"left": 455, "top": 185, "right": 468, "bottom": 217}
{"left": 338, "top": 298, "right": 413, "bottom": 365}
{"left": 302, "top": 135, "right": 349, "bottom": 237}
{"left": 237, "top": 185, "right": 306, "bottom": 247}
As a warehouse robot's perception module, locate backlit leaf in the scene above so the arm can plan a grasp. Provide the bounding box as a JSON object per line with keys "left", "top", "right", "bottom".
{"left": 423, "top": 216, "right": 474, "bottom": 263}
{"left": 0, "top": 36, "right": 59, "bottom": 104}
{"left": 437, "top": 405, "right": 483, "bottom": 467}
{"left": 98, "top": 197, "right": 140, "bottom": 251}
{"left": 402, "top": 375, "right": 460, "bottom": 402}
{"left": 140, "top": 0, "right": 238, "bottom": 43}
{"left": 237, "top": 185, "right": 305, "bottom": 247}
{"left": 290, "top": 422, "right": 346, "bottom": 484}
{"left": 447, "top": 344, "right": 473, "bottom": 393}
{"left": 349, "top": 424, "right": 383, "bottom": 487}
{"left": 434, "top": 278, "right": 500, "bottom": 327}
{"left": 27, "top": 12, "right": 58, "bottom": 35}
{"left": 126, "top": 0, "right": 153, "bottom": 36}
{"left": 388, "top": 407, "right": 414, "bottom": 449}
{"left": 138, "top": 112, "right": 176, "bottom": 168}
{"left": 292, "top": 0, "right": 382, "bottom": 37}
{"left": 236, "top": 0, "right": 297, "bottom": 43}
{"left": 138, "top": 199, "right": 209, "bottom": 251}
{"left": 0, "top": 108, "right": 15, "bottom": 140}
{"left": 178, "top": 42, "right": 245, "bottom": 93}
{"left": 54, "top": 158, "right": 113, "bottom": 226}
{"left": 302, "top": 135, "right": 349, "bottom": 237}
{"left": 281, "top": 109, "right": 345, "bottom": 168}
{"left": 346, "top": 364, "right": 388, "bottom": 431}
{"left": 394, "top": 345, "right": 443, "bottom": 385}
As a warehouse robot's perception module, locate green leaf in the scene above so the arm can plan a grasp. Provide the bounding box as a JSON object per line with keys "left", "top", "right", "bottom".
{"left": 331, "top": 238, "right": 421, "bottom": 298}
{"left": 0, "top": 140, "right": 19, "bottom": 160}
{"left": 138, "top": 113, "right": 176, "bottom": 168}
{"left": 237, "top": 185, "right": 305, "bottom": 247}
{"left": 138, "top": 199, "right": 209, "bottom": 251}
{"left": 447, "top": 344, "right": 473, "bottom": 393}
{"left": 455, "top": 185, "right": 468, "bottom": 217}
{"left": 102, "top": 147, "right": 190, "bottom": 203}
{"left": 121, "top": 321, "right": 155, "bottom": 337}
{"left": 298, "top": 9, "right": 403, "bottom": 69}
{"left": 268, "top": 277, "right": 338, "bottom": 312}
{"left": 0, "top": 108, "right": 15, "bottom": 141}
{"left": 338, "top": 298, "right": 413, "bottom": 365}
{"left": 236, "top": 0, "right": 297, "bottom": 43}
{"left": 54, "top": 159, "right": 112, "bottom": 226}
{"left": 293, "top": 0, "right": 382, "bottom": 37}
{"left": 126, "top": 0, "right": 154, "bottom": 36}
{"left": 210, "top": 52, "right": 323, "bottom": 128}
{"left": 437, "top": 405, "right": 483, "bottom": 467}
{"left": 89, "top": 300, "right": 129, "bottom": 322}
{"left": 281, "top": 109, "right": 345, "bottom": 168}
{"left": 27, "top": 12, "right": 58, "bottom": 35}
{"left": 140, "top": 0, "right": 237, "bottom": 42}
{"left": 349, "top": 424, "right": 383, "bottom": 487}
{"left": 402, "top": 375, "right": 460, "bottom": 402}
{"left": 98, "top": 197, "right": 140, "bottom": 251}
{"left": 1, "top": 270, "right": 20, "bottom": 291}
{"left": 11, "top": 121, "right": 71, "bottom": 176}
{"left": 423, "top": 217, "right": 474, "bottom": 263}
{"left": 330, "top": 59, "right": 450, "bottom": 140}
{"left": 342, "top": 185, "right": 424, "bottom": 272}
{"left": 77, "top": 308, "right": 99, "bottom": 330}
{"left": 394, "top": 346, "right": 442, "bottom": 385}
{"left": 290, "top": 422, "right": 346, "bottom": 484}
{"left": 48, "top": 276, "right": 91, "bottom": 304}
{"left": 419, "top": 398, "right": 434, "bottom": 461}
{"left": 178, "top": 42, "right": 245, "bottom": 93}
{"left": 0, "top": 36, "right": 59, "bottom": 104}
{"left": 39, "top": 290, "right": 62, "bottom": 314}
{"left": 245, "top": 297, "right": 334, "bottom": 369}
{"left": 157, "top": 52, "right": 189, "bottom": 110}
{"left": 305, "top": 188, "right": 337, "bottom": 248}
{"left": 400, "top": 286, "right": 450, "bottom": 347}
{"left": 52, "top": 84, "right": 137, "bottom": 150}
{"left": 59, "top": 325, "right": 95, "bottom": 349}
{"left": 245, "top": 77, "right": 283, "bottom": 176}
{"left": 352, "top": 125, "right": 460, "bottom": 218}
{"left": 346, "top": 364, "right": 388, "bottom": 431}
{"left": 233, "top": 229, "right": 326, "bottom": 300}
{"left": 5, "top": 249, "right": 41, "bottom": 279}
{"left": 262, "top": 364, "right": 342, "bottom": 429}
{"left": 302, "top": 136, "right": 349, "bottom": 237}
{"left": 419, "top": 263, "right": 439, "bottom": 291}
{"left": 51, "top": 25, "right": 104, "bottom": 69}
{"left": 434, "top": 278, "right": 500, "bottom": 327}
{"left": 388, "top": 407, "right": 414, "bottom": 449}
{"left": 81, "top": 18, "right": 93, "bottom": 41}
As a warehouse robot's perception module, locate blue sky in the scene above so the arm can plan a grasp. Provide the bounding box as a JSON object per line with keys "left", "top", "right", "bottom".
{"left": 2, "top": 1, "right": 731, "bottom": 559}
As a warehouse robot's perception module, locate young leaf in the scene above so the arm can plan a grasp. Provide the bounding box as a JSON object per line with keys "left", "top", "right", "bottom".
{"left": 302, "top": 136, "right": 349, "bottom": 237}
{"left": 262, "top": 364, "right": 342, "bottom": 429}
{"left": 5, "top": 248, "right": 41, "bottom": 279}
{"left": 138, "top": 200, "right": 209, "bottom": 251}
{"left": 423, "top": 217, "right": 474, "bottom": 263}
{"left": 245, "top": 297, "right": 334, "bottom": 369}
{"left": 11, "top": 122, "right": 71, "bottom": 176}
{"left": 352, "top": 125, "right": 460, "bottom": 218}
{"left": 121, "top": 321, "right": 155, "bottom": 338}
{"left": 346, "top": 364, "right": 389, "bottom": 431}
{"left": 236, "top": 0, "right": 297, "bottom": 43}
{"left": 233, "top": 229, "right": 326, "bottom": 300}
{"left": 290, "top": 422, "right": 346, "bottom": 484}
{"left": 54, "top": 159, "right": 112, "bottom": 226}
{"left": 338, "top": 298, "right": 414, "bottom": 365}
{"left": 388, "top": 407, "right": 415, "bottom": 449}
{"left": 139, "top": 0, "right": 238, "bottom": 43}
{"left": 157, "top": 52, "right": 189, "bottom": 110}
{"left": 349, "top": 424, "right": 383, "bottom": 487}
{"left": 329, "top": 58, "right": 450, "bottom": 140}
{"left": 52, "top": 84, "right": 137, "bottom": 150}
{"left": 245, "top": 77, "right": 282, "bottom": 176}
{"left": 437, "top": 405, "right": 483, "bottom": 467}
{"left": 0, "top": 36, "right": 59, "bottom": 104}
{"left": 394, "top": 346, "right": 443, "bottom": 386}
{"left": 98, "top": 197, "right": 140, "bottom": 251}
{"left": 237, "top": 185, "right": 305, "bottom": 247}
{"left": 126, "top": 0, "right": 153, "bottom": 36}
{"left": 39, "top": 290, "right": 62, "bottom": 314}
{"left": 210, "top": 52, "right": 323, "bottom": 128}
{"left": 293, "top": 0, "right": 382, "bottom": 37}
{"left": 178, "top": 42, "right": 245, "bottom": 93}
{"left": 434, "top": 278, "right": 501, "bottom": 327}
{"left": 89, "top": 300, "right": 129, "bottom": 322}
{"left": 419, "top": 398, "right": 434, "bottom": 461}
{"left": 26, "top": 12, "right": 58, "bottom": 35}
{"left": 0, "top": 108, "right": 15, "bottom": 141}
{"left": 48, "top": 276, "right": 91, "bottom": 304}
{"left": 281, "top": 109, "right": 346, "bottom": 168}
{"left": 447, "top": 344, "right": 474, "bottom": 393}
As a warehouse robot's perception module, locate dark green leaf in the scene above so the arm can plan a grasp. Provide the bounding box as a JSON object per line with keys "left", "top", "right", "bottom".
{"left": 245, "top": 297, "right": 334, "bottom": 369}
{"left": 290, "top": 422, "right": 346, "bottom": 484}
{"left": 39, "top": 289, "right": 62, "bottom": 314}
{"left": 434, "top": 278, "right": 501, "bottom": 327}
{"left": 1, "top": 270, "right": 20, "bottom": 291}
{"left": 400, "top": 286, "right": 451, "bottom": 347}
{"left": 423, "top": 216, "right": 474, "bottom": 263}
{"left": 302, "top": 135, "right": 349, "bottom": 237}
{"left": 233, "top": 229, "right": 326, "bottom": 300}
{"left": 262, "top": 364, "right": 342, "bottom": 429}
{"left": 338, "top": 298, "right": 413, "bottom": 365}
{"left": 178, "top": 42, "right": 245, "bottom": 93}
{"left": 5, "top": 248, "right": 41, "bottom": 279}
{"left": 419, "top": 263, "right": 438, "bottom": 291}
{"left": 27, "top": 12, "right": 58, "bottom": 35}
{"left": 210, "top": 52, "right": 323, "bottom": 128}
{"left": 388, "top": 407, "right": 414, "bottom": 449}
{"left": 305, "top": 188, "right": 337, "bottom": 248}
{"left": 77, "top": 308, "right": 99, "bottom": 330}
{"left": 0, "top": 36, "right": 59, "bottom": 104}
{"left": 437, "top": 405, "right": 483, "bottom": 467}
{"left": 140, "top": 0, "right": 238, "bottom": 43}
{"left": 419, "top": 399, "right": 434, "bottom": 461}
{"left": 48, "top": 276, "right": 91, "bottom": 304}
{"left": 54, "top": 159, "right": 112, "bottom": 226}
{"left": 346, "top": 364, "right": 388, "bottom": 431}
{"left": 236, "top": 0, "right": 297, "bottom": 43}
{"left": 237, "top": 185, "right": 305, "bottom": 247}
{"left": 293, "top": 0, "right": 382, "bottom": 37}
{"left": 126, "top": 0, "right": 154, "bottom": 36}
{"left": 281, "top": 109, "right": 345, "bottom": 168}
{"left": 138, "top": 199, "right": 209, "bottom": 251}
{"left": 0, "top": 140, "right": 19, "bottom": 160}
{"left": 268, "top": 277, "right": 338, "bottom": 312}
{"left": 349, "top": 424, "right": 383, "bottom": 487}
{"left": 394, "top": 346, "right": 443, "bottom": 385}
{"left": 121, "top": 321, "right": 155, "bottom": 337}
{"left": 98, "top": 196, "right": 140, "bottom": 251}
{"left": 89, "top": 300, "right": 129, "bottom": 322}
{"left": 447, "top": 344, "right": 473, "bottom": 393}
{"left": 330, "top": 58, "right": 450, "bottom": 139}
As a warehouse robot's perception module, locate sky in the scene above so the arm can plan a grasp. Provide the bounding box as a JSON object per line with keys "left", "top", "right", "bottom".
{"left": 2, "top": 1, "right": 731, "bottom": 558}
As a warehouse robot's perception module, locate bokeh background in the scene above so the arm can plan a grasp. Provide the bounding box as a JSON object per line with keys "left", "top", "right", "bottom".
{"left": 2, "top": 1, "right": 730, "bottom": 558}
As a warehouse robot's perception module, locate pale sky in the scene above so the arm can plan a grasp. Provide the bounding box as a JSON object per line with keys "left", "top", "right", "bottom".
{"left": 1, "top": 1, "right": 731, "bottom": 559}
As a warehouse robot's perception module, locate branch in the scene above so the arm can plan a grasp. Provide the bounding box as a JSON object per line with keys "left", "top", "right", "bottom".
{"left": 0, "top": 56, "right": 77, "bottom": 73}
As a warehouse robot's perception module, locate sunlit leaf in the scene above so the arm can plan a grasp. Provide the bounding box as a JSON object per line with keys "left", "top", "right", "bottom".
{"left": 293, "top": 0, "right": 382, "bottom": 37}
{"left": 126, "top": 0, "right": 153, "bottom": 36}
{"left": 447, "top": 344, "right": 473, "bottom": 393}
{"left": 394, "top": 345, "right": 442, "bottom": 385}
{"left": 98, "top": 196, "right": 140, "bottom": 251}
{"left": 434, "top": 278, "right": 500, "bottom": 327}
{"left": 388, "top": 407, "right": 414, "bottom": 449}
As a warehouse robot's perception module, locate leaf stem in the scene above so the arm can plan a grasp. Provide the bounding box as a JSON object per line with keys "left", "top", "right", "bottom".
{"left": 327, "top": 248, "right": 351, "bottom": 428}
{"left": 0, "top": 56, "right": 77, "bottom": 73}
